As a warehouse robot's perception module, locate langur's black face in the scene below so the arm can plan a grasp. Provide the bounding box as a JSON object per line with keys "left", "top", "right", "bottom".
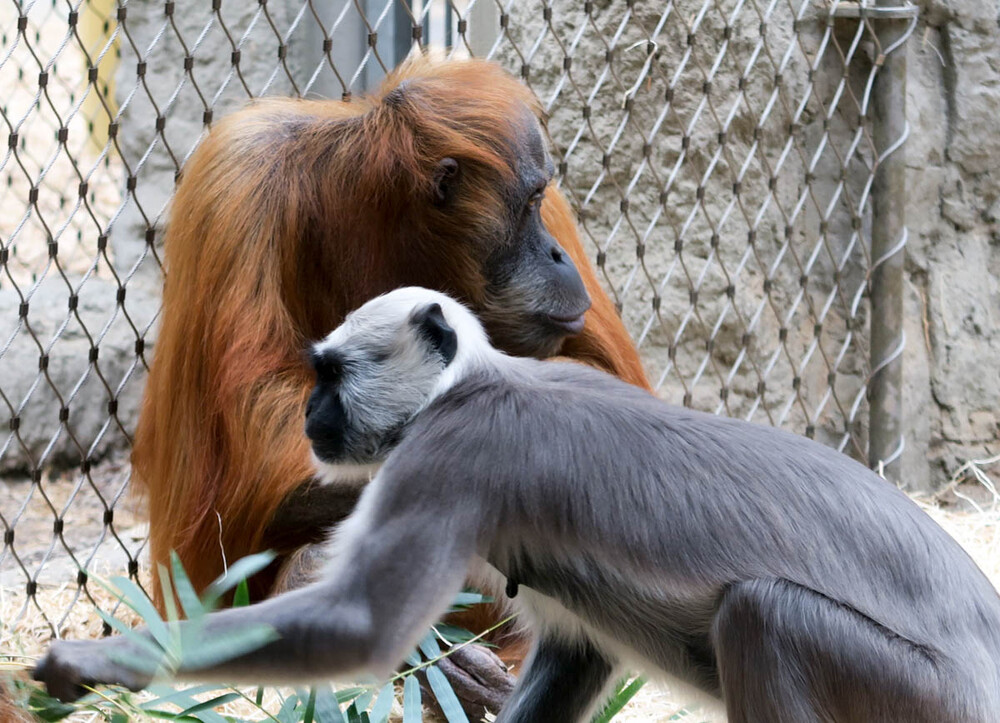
{"left": 304, "top": 293, "right": 459, "bottom": 471}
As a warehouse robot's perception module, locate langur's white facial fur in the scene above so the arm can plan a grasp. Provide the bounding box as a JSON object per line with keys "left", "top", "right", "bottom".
{"left": 304, "top": 287, "right": 498, "bottom": 483}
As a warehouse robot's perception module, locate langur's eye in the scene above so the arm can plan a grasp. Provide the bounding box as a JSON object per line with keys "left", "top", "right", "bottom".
{"left": 527, "top": 189, "right": 545, "bottom": 209}
{"left": 310, "top": 350, "right": 343, "bottom": 381}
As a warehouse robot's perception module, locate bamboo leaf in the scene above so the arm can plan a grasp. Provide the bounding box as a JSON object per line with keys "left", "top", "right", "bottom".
{"left": 402, "top": 675, "right": 421, "bottom": 723}
{"left": 177, "top": 692, "right": 242, "bottom": 715}
{"left": 179, "top": 624, "right": 279, "bottom": 670}
{"left": 157, "top": 563, "right": 180, "bottom": 626}
{"left": 425, "top": 665, "right": 469, "bottom": 723}
{"left": 96, "top": 609, "right": 169, "bottom": 675}
{"left": 314, "top": 685, "right": 346, "bottom": 723}
{"left": 141, "top": 684, "right": 226, "bottom": 708}
{"left": 139, "top": 710, "right": 201, "bottom": 721}
{"left": 275, "top": 693, "right": 301, "bottom": 723}
{"left": 432, "top": 624, "right": 478, "bottom": 645}
{"left": 417, "top": 632, "right": 441, "bottom": 660}
{"left": 334, "top": 686, "right": 369, "bottom": 704}
{"left": 449, "top": 592, "right": 490, "bottom": 609}
{"left": 140, "top": 686, "right": 229, "bottom": 723}
{"left": 108, "top": 576, "right": 172, "bottom": 651}
{"left": 368, "top": 682, "right": 395, "bottom": 723}
{"left": 352, "top": 690, "right": 373, "bottom": 710}
{"left": 26, "top": 687, "right": 78, "bottom": 721}
{"left": 170, "top": 551, "right": 205, "bottom": 619}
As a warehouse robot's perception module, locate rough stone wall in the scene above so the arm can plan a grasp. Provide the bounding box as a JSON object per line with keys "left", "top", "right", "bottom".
{"left": 901, "top": 0, "right": 1000, "bottom": 488}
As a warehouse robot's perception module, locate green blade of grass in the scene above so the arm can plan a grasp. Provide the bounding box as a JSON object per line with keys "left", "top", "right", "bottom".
{"left": 139, "top": 686, "right": 230, "bottom": 723}
{"left": 591, "top": 676, "right": 647, "bottom": 723}
{"left": 300, "top": 686, "right": 317, "bottom": 723}
{"left": 203, "top": 551, "right": 277, "bottom": 608}
{"left": 232, "top": 579, "right": 251, "bottom": 608}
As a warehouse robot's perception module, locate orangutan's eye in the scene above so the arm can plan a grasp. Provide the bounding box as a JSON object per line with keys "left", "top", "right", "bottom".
{"left": 527, "top": 188, "right": 545, "bottom": 210}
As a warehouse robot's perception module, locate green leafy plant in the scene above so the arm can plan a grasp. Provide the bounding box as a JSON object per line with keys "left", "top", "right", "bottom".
{"left": 24, "top": 552, "right": 488, "bottom": 722}
{"left": 22, "top": 553, "right": 648, "bottom": 721}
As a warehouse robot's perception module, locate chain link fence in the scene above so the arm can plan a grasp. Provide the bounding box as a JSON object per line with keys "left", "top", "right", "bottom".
{"left": 0, "top": 0, "right": 914, "bottom": 639}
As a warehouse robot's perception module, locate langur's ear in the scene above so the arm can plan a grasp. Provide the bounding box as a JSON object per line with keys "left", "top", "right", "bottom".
{"left": 411, "top": 302, "right": 458, "bottom": 365}
{"left": 433, "top": 158, "right": 460, "bottom": 205}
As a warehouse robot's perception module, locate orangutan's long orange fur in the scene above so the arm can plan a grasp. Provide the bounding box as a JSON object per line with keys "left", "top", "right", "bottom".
{"left": 132, "top": 57, "right": 650, "bottom": 612}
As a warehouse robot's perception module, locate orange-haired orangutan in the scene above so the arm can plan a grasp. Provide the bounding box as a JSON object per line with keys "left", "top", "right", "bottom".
{"left": 132, "top": 56, "right": 649, "bottom": 712}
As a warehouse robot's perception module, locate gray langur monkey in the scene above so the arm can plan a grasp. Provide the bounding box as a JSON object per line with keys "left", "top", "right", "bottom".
{"left": 35, "top": 287, "right": 1000, "bottom": 722}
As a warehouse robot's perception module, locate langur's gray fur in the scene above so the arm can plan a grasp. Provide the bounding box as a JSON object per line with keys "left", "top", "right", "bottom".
{"left": 36, "top": 287, "right": 1000, "bottom": 722}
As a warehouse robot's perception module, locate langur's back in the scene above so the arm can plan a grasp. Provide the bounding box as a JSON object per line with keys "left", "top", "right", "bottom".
{"left": 416, "top": 358, "right": 1000, "bottom": 668}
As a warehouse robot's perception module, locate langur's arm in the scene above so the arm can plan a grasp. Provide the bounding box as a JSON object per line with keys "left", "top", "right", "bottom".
{"left": 35, "top": 493, "right": 481, "bottom": 702}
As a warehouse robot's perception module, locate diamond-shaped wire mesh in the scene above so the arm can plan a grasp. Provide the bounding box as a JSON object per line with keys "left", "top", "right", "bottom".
{"left": 0, "top": 0, "right": 911, "bottom": 636}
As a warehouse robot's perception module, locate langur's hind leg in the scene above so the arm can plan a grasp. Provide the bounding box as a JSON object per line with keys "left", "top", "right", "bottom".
{"left": 496, "top": 634, "right": 615, "bottom": 723}
{"left": 711, "top": 578, "right": 965, "bottom": 723}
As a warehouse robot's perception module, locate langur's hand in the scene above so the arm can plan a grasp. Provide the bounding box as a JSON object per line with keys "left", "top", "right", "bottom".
{"left": 33, "top": 638, "right": 155, "bottom": 703}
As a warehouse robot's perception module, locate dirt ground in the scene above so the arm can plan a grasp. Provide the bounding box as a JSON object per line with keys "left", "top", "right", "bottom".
{"left": 1, "top": 456, "right": 998, "bottom": 722}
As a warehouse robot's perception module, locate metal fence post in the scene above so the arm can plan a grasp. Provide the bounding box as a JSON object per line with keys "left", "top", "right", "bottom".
{"left": 867, "top": 2, "right": 918, "bottom": 481}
